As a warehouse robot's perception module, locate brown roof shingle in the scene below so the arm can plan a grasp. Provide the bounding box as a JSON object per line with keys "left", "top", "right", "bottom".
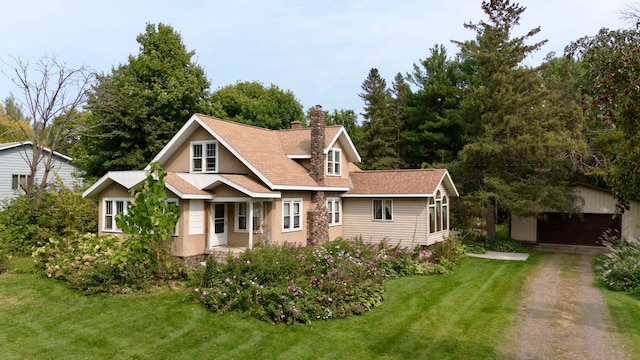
{"left": 197, "top": 114, "right": 350, "bottom": 188}
{"left": 346, "top": 169, "right": 448, "bottom": 195}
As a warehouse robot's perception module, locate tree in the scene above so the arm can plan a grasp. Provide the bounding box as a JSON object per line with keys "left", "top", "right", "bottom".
{"left": 208, "top": 81, "right": 304, "bottom": 129}
{"left": 453, "top": 0, "right": 579, "bottom": 240}
{"left": 4, "top": 55, "right": 95, "bottom": 193}
{"left": 0, "top": 96, "right": 32, "bottom": 142}
{"left": 82, "top": 23, "right": 210, "bottom": 177}
{"left": 567, "top": 27, "right": 640, "bottom": 210}
{"left": 405, "top": 45, "right": 466, "bottom": 167}
{"left": 116, "top": 162, "right": 180, "bottom": 280}
{"left": 358, "top": 68, "right": 405, "bottom": 169}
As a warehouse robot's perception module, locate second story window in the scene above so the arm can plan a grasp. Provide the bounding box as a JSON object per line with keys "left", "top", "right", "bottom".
{"left": 327, "top": 148, "right": 341, "bottom": 176}
{"left": 192, "top": 141, "right": 218, "bottom": 172}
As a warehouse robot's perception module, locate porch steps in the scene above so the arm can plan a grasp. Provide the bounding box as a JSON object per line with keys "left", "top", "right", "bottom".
{"left": 207, "top": 246, "right": 248, "bottom": 263}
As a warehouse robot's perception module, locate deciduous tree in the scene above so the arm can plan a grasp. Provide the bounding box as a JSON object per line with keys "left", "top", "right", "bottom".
{"left": 208, "top": 81, "right": 304, "bottom": 130}
{"left": 567, "top": 27, "right": 640, "bottom": 210}
{"left": 82, "top": 23, "right": 210, "bottom": 177}
{"left": 3, "top": 55, "right": 95, "bottom": 193}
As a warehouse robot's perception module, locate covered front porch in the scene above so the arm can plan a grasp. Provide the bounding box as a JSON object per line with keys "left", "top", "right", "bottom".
{"left": 204, "top": 199, "right": 274, "bottom": 251}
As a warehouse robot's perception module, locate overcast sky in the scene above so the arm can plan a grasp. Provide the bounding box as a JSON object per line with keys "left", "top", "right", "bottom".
{"left": 0, "top": 0, "right": 634, "bottom": 120}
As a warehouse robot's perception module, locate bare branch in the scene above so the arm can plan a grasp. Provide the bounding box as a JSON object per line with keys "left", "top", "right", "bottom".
{"left": 2, "top": 55, "right": 96, "bottom": 193}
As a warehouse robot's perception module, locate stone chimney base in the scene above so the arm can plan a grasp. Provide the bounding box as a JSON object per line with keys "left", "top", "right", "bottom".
{"left": 307, "top": 191, "right": 329, "bottom": 246}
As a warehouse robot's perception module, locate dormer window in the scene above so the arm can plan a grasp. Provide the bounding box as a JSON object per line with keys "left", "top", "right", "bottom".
{"left": 191, "top": 140, "right": 218, "bottom": 173}
{"left": 327, "top": 148, "right": 341, "bottom": 176}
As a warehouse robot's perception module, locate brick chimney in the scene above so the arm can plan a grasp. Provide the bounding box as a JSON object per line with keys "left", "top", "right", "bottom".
{"left": 309, "top": 105, "right": 325, "bottom": 182}
{"left": 290, "top": 120, "right": 303, "bottom": 130}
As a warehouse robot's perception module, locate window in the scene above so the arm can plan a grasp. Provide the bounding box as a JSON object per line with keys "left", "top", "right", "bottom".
{"left": 372, "top": 199, "right": 393, "bottom": 221}
{"left": 191, "top": 141, "right": 218, "bottom": 172}
{"left": 429, "top": 191, "right": 449, "bottom": 233}
{"left": 235, "top": 202, "right": 264, "bottom": 232}
{"left": 327, "top": 198, "right": 341, "bottom": 226}
{"left": 12, "top": 174, "right": 31, "bottom": 190}
{"left": 326, "top": 148, "right": 341, "bottom": 176}
{"left": 429, "top": 198, "right": 436, "bottom": 234}
{"left": 282, "top": 199, "right": 302, "bottom": 232}
{"left": 103, "top": 198, "right": 129, "bottom": 232}
{"left": 442, "top": 195, "right": 448, "bottom": 231}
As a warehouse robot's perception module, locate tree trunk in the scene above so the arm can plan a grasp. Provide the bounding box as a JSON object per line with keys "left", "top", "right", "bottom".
{"left": 486, "top": 196, "right": 497, "bottom": 242}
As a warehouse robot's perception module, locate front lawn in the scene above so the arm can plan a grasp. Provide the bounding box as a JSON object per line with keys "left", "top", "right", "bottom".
{"left": 0, "top": 255, "right": 537, "bottom": 359}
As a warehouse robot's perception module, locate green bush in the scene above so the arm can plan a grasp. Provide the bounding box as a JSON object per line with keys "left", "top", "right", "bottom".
{"left": 598, "top": 231, "right": 640, "bottom": 292}
{"left": 0, "top": 187, "right": 97, "bottom": 255}
{"left": 194, "top": 238, "right": 465, "bottom": 324}
{"left": 0, "top": 248, "right": 9, "bottom": 274}
{"left": 33, "top": 233, "right": 157, "bottom": 294}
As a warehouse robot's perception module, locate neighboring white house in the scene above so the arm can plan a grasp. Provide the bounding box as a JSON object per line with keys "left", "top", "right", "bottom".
{"left": 0, "top": 141, "right": 79, "bottom": 204}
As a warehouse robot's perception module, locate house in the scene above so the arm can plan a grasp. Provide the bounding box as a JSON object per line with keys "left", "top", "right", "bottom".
{"left": 83, "top": 107, "right": 459, "bottom": 263}
{"left": 0, "top": 141, "right": 79, "bottom": 204}
{"left": 511, "top": 182, "right": 640, "bottom": 246}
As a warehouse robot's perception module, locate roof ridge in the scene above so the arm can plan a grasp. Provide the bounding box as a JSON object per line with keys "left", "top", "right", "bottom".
{"left": 195, "top": 113, "right": 276, "bottom": 132}
{"left": 352, "top": 168, "right": 442, "bottom": 173}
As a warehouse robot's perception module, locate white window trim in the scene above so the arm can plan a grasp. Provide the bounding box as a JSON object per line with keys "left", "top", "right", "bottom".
{"left": 327, "top": 198, "right": 341, "bottom": 226}
{"left": 102, "top": 198, "right": 130, "bottom": 232}
{"left": 326, "top": 148, "right": 342, "bottom": 176}
{"left": 372, "top": 199, "right": 393, "bottom": 221}
{"left": 429, "top": 191, "right": 449, "bottom": 233}
{"left": 190, "top": 140, "right": 219, "bottom": 173}
{"left": 235, "top": 201, "right": 265, "bottom": 233}
{"left": 282, "top": 198, "right": 303, "bottom": 232}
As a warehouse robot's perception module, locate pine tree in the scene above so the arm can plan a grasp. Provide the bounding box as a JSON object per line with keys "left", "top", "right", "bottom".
{"left": 405, "top": 45, "right": 466, "bottom": 167}
{"left": 358, "top": 68, "right": 405, "bottom": 169}
{"left": 453, "top": 0, "right": 578, "bottom": 240}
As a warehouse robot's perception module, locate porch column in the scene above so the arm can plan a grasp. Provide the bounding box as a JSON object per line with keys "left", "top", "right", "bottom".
{"left": 248, "top": 201, "right": 254, "bottom": 250}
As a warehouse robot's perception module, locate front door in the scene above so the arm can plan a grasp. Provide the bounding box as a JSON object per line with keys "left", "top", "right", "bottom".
{"left": 210, "top": 203, "right": 227, "bottom": 247}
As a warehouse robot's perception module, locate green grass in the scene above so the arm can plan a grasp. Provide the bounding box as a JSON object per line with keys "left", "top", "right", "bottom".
{"left": 592, "top": 255, "right": 640, "bottom": 356}
{"left": 1, "top": 255, "right": 538, "bottom": 359}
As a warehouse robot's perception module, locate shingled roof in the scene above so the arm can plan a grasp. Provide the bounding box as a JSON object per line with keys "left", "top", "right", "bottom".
{"left": 344, "top": 169, "right": 459, "bottom": 197}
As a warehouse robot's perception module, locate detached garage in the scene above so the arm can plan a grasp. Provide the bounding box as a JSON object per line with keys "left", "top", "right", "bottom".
{"left": 511, "top": 183, "right": 640, "bottom": 246}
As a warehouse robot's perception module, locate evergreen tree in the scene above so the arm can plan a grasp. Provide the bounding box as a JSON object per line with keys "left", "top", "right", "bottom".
{"left": 405, "top": 45, "right": 466, "bottom": 167}
{"left": 81, "top": 23, "right": 210, "bottom": 177}
{"left": 358, "top": 68, "right": 405, "bottom": 169}
{"left": 453, "top": 0, "right": 579, "bottom": 240}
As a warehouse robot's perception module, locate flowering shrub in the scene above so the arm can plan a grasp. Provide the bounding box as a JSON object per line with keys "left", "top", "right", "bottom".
{"left": 193, "top": 237, "right": 465, "bottom": 324}
{"left": 598, "top": 230, "right": 640, "bottom": 293}
{"left": 33, "top": 233, "right": 158, "bottom": 294}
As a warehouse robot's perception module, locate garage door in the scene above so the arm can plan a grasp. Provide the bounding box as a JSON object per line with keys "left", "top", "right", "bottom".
{"left": 537, "top": 213, "right": 620, "bottom": 246}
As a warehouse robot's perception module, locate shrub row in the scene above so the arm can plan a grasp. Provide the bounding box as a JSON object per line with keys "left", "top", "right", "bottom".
{"left": 0, "top": 188, "right": 97, "bottom": 256}
{"left": 192, "top": 237, "right": 466, "bottom": 324}
{"left": 33, "top": 233, "right": 185, "bottom": 294}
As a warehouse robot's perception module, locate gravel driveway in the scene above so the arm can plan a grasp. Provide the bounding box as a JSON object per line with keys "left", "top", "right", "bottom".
{"left": 499, "top": 251, "right": 630, "bottom": 360}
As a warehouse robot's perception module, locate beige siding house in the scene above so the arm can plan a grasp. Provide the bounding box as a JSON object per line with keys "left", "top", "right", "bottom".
{"left": 84, "top": 108, "right": 459, "bottom": 262}
{"left": 511, "top": 183, "right": 640, "bottom": 246}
